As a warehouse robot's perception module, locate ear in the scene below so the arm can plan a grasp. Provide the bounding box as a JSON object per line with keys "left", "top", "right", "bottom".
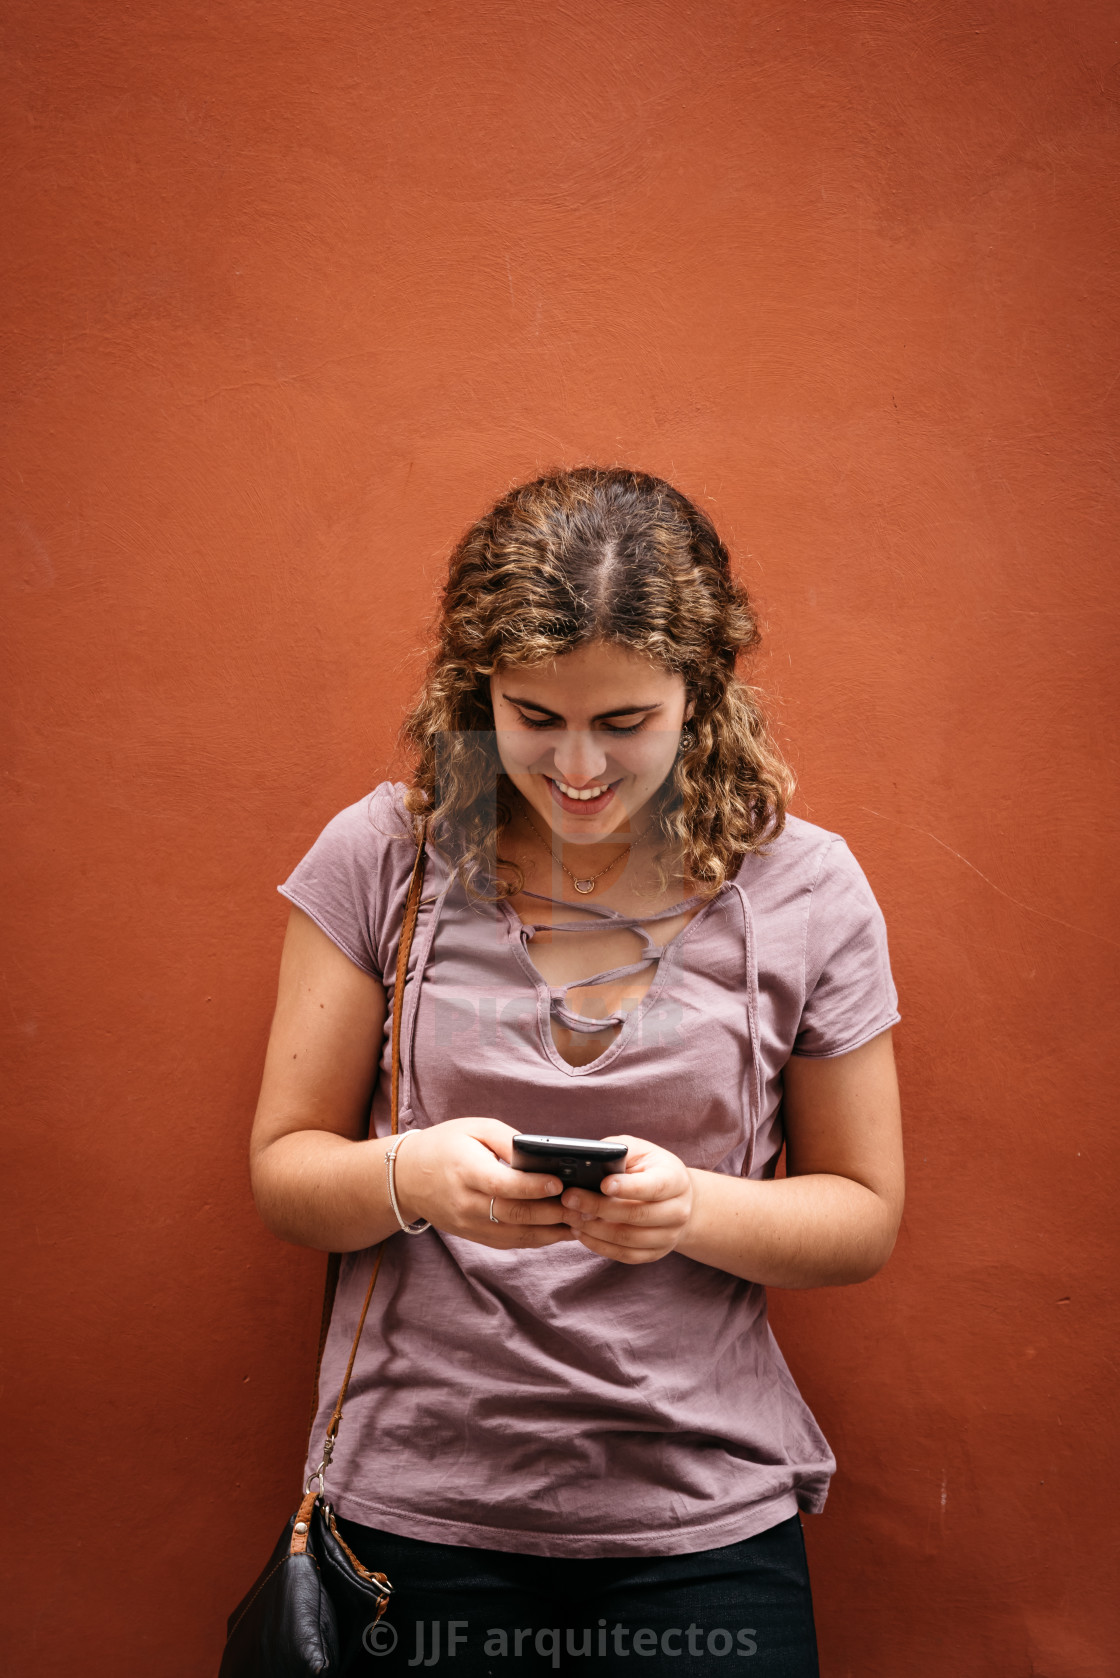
{"left": 684, "top": 694, "right": 696, "bottom": 722}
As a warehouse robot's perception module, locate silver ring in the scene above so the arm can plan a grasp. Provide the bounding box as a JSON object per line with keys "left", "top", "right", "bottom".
{"left": 489, "top": 1197, "right": 500, "bottom": 1224}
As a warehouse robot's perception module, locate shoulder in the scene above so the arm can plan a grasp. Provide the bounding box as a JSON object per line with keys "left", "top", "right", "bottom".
{"left": 742, "top": 812, "right": 888, "bottom": 938}
{"left": 283, "top": 781, "right": 421, "bottom": 906}
{"left": 735, "top": 808, "right": 893, "bottom": 979}
{"left": 732, "top": 813, "right": 897, "bottom": 1038}
{"left": 768, "top": 811, "right": 841, "bottom": 865}
{"left": 277, "top": 782, "right": 423, "bottom": 978}
{"left": 733, "top": 811, "right": 849, "bottom": 910}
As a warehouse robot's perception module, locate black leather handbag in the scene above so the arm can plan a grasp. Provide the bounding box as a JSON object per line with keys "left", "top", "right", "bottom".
{"left": 220, "top": 830, "right": 428, "bottom": 1677}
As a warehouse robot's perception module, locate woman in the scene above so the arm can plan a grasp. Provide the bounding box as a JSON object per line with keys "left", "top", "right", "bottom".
{"left": 249, "top": 467, "right": 903, "bottom": 1675}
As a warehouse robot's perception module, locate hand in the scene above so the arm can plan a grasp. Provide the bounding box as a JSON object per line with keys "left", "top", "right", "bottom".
{"left": 558, "top": 1134, "right": 693, "bottom": 1263}
{"left": 391, "top": 1117, "right": 578, "bottom": 1249}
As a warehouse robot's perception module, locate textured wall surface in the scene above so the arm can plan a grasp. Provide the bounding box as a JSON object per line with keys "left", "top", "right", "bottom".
{"left": 3, "top": 3, "right": 1118, "bottom": 1673}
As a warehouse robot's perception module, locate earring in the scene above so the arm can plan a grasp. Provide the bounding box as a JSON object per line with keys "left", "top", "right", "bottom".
{"left": 677, "top": 726, "right": 696, "bottom": 756}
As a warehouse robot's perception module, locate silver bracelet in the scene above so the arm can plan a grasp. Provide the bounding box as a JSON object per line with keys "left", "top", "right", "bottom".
{"left": 385, "top": 1133, "right": 430, "bottom": 1234}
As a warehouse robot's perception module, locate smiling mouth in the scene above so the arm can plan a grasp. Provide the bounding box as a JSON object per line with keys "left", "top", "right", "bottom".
{"left": 551, "top": 776, "right": 613, "bottom": 801}
{"left": 543, "top": 775, "right": 621, "bottom": 814}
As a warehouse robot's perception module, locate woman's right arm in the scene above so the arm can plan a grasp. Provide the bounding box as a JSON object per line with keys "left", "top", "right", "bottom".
{"left": 249, "top": 906, "right": 574, "bottom": 1252}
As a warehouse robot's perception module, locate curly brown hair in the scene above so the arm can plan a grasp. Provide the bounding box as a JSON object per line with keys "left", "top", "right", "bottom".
{"left": 402, "top": 466, "right": 793, "bottom": 896}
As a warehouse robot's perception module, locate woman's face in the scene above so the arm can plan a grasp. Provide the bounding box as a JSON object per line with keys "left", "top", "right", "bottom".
{"left": 489, "top": 641, "right": 691, "bottom": 842}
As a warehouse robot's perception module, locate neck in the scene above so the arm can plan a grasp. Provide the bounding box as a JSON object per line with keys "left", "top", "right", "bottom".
{"left": 500, "top": 797, "right": 696, "bottom": 912}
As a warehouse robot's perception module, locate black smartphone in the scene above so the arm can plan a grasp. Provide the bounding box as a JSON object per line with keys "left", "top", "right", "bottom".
{"left": 511, "top": 1134, "right": 629, "bottom": 1192}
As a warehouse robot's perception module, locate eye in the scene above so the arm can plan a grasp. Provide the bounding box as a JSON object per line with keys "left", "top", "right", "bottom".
{"left": 509, "top": 708, "right": 648, "bottom": 734}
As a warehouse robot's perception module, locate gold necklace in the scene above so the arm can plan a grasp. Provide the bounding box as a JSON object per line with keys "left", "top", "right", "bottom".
{"left": 521, "top": 807, "right": 635, "bottom": 895}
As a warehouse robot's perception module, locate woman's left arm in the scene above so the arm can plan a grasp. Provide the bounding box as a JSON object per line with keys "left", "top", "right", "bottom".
{"left": 562, "top": 1029, "right": 904, "bottom": 1287}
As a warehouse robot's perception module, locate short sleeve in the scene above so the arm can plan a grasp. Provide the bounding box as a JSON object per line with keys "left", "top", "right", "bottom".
{"left": 792, "top": 836, "right": 900, "bottom": 1058}
{"left": 276, "top": 784, "right": 414, "bottom": 979}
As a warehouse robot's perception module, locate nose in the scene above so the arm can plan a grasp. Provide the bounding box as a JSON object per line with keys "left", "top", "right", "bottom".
{"left": 550, "top": 729, "right": 610, "bottom": 787}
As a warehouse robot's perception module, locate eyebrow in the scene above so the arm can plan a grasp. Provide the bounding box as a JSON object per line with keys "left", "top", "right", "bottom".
{"left": 500, "top": 693, "right": 664, "bottom": 722}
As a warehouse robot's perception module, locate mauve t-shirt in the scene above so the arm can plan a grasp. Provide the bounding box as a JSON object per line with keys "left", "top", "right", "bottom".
{"left": 278, "top": 782, "right": 900, "bottom": 1558}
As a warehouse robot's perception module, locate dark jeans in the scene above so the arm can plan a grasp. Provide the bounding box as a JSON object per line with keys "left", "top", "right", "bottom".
{"left": 332, "top": 1512, "right": 819, "bottom": 1677}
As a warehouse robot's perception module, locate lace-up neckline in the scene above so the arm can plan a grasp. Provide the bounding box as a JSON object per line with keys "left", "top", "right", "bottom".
{"left": 508, "top": 887, "right": 709, "bottom": 1036}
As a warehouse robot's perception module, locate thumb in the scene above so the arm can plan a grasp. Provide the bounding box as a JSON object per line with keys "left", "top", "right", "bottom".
{"left": 462, "top": 1117, "right": 519, "bottom": 1162}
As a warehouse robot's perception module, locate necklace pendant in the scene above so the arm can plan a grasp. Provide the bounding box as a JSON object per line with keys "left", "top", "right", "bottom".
{"left": 573, "top": 878, "right": 596, "bottom": 895}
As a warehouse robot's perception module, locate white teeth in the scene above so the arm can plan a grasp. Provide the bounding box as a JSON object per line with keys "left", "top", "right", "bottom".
{"left": 555, "top": 779, "right": 608, "bottom": 801}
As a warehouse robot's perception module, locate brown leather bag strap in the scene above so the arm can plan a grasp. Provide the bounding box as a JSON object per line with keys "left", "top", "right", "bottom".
{"left": 305, "top": 820, "right": 429, "bottom": 1468}
{"left": 307, "top": 1251, "right": 342, "bottom": 1441}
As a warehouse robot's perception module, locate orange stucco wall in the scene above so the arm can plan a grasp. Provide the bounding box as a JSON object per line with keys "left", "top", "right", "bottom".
{"left": 4, "top": 4, "right": 1118, "bottom": 1673}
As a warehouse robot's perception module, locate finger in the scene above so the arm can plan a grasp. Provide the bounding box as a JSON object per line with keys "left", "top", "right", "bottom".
{"left": 598, "top": 1167, "right": 675, "bottom": 1200}
{"left": 564, "top": 1196, "right": 656, "bottom": 1228}
{"left": 491, "top": 1195, "right": 570, "bottom": 1226}
{"left": 460, "top": 1118, "right": 521, "bottom": 1161}
{"left": 574, "top": 1228, "right": 666, "bottom": 1263}
{"left": 460, "top": 1150, "right": 562, "bottom": 1200}
{"left": 491, "top": 1163, "right": 564, "bottom": 1200}
{"left": 575, "top": 1217, "right": 671, "bottom": 1248}
{"left": 561, "top": 1185, "right": 680, "bottom": 1220}
{"left": 557, "top": 1187, "right": 605, "bottom": 1219}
